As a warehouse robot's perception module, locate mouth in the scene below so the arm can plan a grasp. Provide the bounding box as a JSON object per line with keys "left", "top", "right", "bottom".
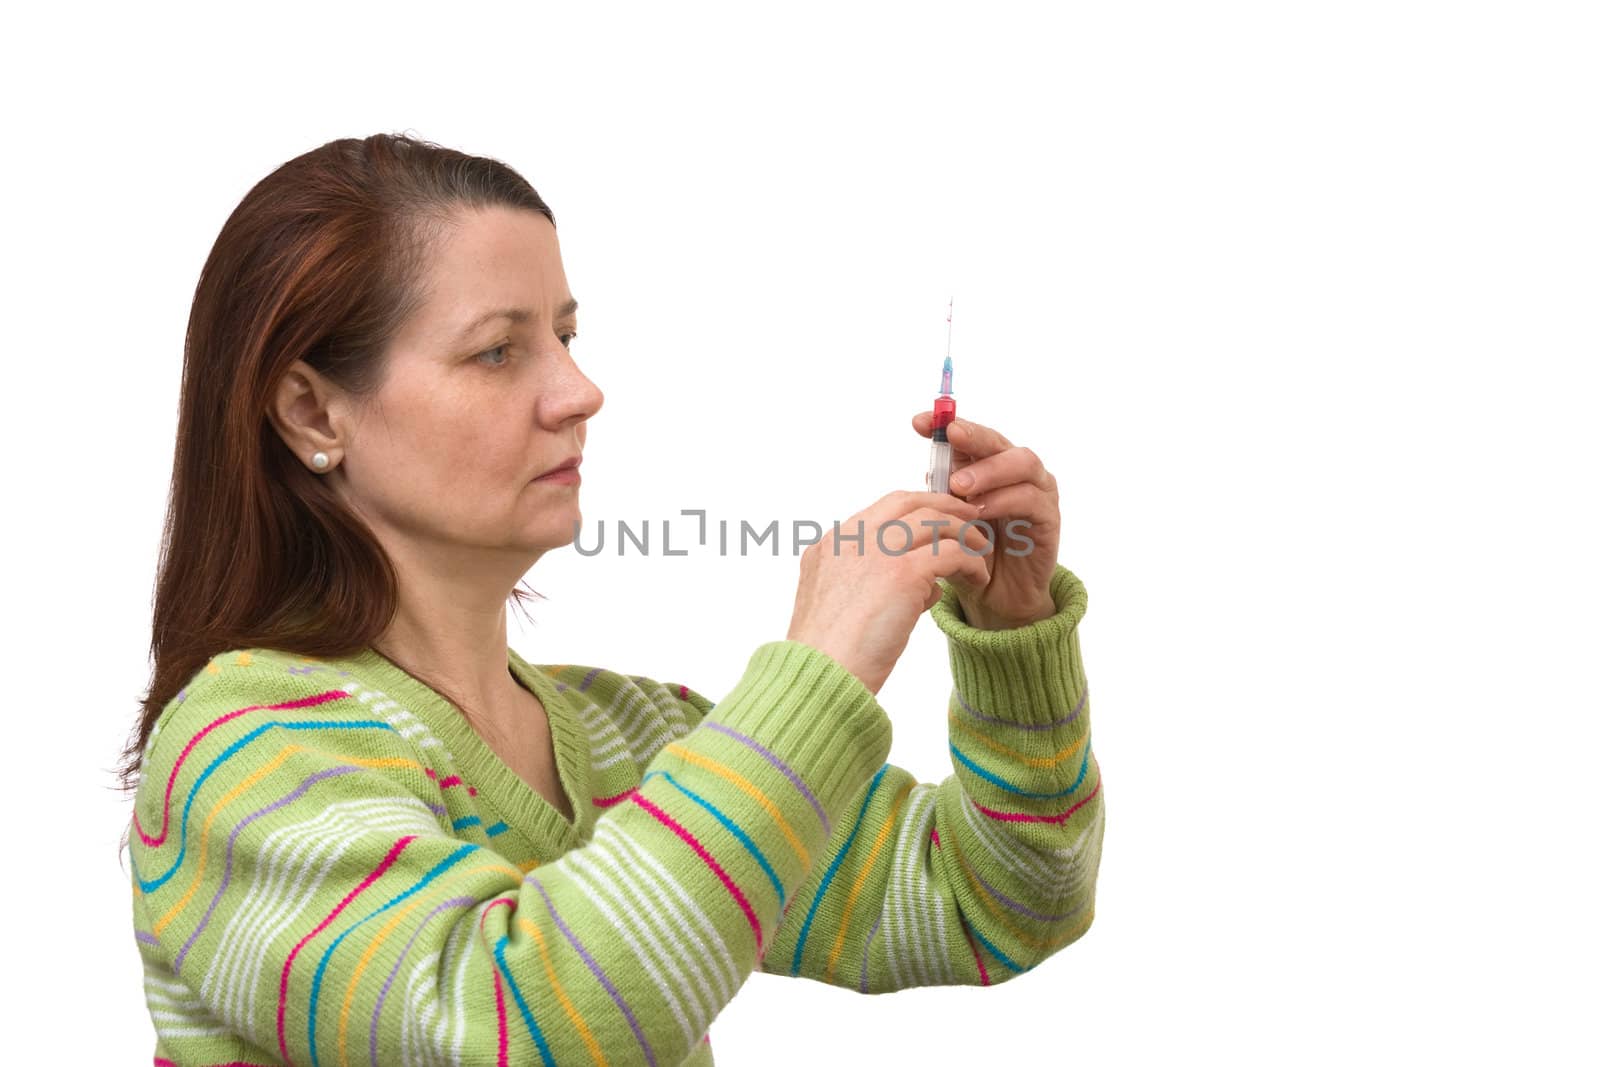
{"left": 534, "top": 454, "right": 583, "bottom": 480}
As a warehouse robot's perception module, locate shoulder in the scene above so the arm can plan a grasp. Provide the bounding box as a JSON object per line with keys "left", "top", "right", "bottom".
{"left": 146, "top": 647, "right": 375, "bottom": 741}
{"left": 135, "top": 647, "right": 425, "bottom": 826}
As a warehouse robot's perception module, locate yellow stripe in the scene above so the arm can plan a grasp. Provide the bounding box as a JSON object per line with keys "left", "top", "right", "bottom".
{"left": 337, "top": 895, "right": 428, "bottom": 1067}
{"left": 516, "top": 914, "right": 608, "bottom": 1066}
{"left": 662, "top": 742, "right": 810, "bottom": 867}
{"left": 824, "top": 779, "right": 914, "bottom": 982}
{"left": 152, "top": 746, "right": 427, "bottom": 934}
{"left": 948, "top": 709, "right": 1086, "bottom": 769}
{"left": 335, "top": 860, "right": 525, "bottom": 1067}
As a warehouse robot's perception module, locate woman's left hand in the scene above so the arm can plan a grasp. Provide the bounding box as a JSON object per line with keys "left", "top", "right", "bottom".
{"left": 912, "top": 412, "right": 1061, "bottom": 630}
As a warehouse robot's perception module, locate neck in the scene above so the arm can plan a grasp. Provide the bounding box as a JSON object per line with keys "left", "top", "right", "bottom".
{"left": 368, "top": 539, "right": 544, "bottom": 725}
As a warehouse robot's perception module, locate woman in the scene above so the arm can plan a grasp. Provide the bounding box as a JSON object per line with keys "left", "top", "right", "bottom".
{"left": 119, "top": 132, "right": 1104, "bottom": 1067}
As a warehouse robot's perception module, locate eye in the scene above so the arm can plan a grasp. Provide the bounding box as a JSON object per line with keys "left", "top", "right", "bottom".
{"left": 476, "top": 343, "right": 511, "bottom": 367}
{"left": 560, "top": 331, "right": 577, "bottom": 349}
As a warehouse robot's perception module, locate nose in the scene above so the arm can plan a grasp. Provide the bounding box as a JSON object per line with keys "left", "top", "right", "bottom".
{"left": 540, "top": 339, "right": 604, "bottom": 429}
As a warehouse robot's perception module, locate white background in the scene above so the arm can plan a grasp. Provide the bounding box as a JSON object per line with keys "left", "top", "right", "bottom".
{"left": 5, "top": 1, "right": 1595, "bottom": 1063}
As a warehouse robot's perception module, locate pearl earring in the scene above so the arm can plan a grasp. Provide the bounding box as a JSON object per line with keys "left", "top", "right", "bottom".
{"left": 312, "top": 451, "right": 330, "bottom": 471}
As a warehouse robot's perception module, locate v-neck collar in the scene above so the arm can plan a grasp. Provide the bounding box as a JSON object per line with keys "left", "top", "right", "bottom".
{"left": 340, "top": 645, "right": 592, "bottom": 849}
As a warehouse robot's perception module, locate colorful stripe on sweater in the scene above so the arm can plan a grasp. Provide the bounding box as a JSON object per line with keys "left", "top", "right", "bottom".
{"left": 128, "top": 563, "right": 1103, "bottom": 1066}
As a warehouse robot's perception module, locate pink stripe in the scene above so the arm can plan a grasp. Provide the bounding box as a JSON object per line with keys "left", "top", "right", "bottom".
{"left": 481, "top": 899, "right": 514, "bottom": 1066}
{"left": 627, "top": 788, "right": 765, "bottom": 953}
{"left": 592, "top": 787, "right": 635, "bottom": 808}
{"left": 958, "top": 914, "right": 991, "bottom": 986}
{"left": 276, "top": 835, "right": 416, "bottom": 1064}
{"left": 493, "top": 967, "right": 509, "bottom": 1066}
{"left": 133, "top": 688, "right": 351, "bottom": 847}
{"left": 425, "top": 768, "right": 477, "bottom": 796}
{"left": 973, "top": 776, "right": 1102, "bottom": 824}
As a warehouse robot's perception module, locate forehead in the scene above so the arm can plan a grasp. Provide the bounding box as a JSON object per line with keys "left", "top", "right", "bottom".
{"left": 410, "top": 206, "right": 569, "bottom": 337}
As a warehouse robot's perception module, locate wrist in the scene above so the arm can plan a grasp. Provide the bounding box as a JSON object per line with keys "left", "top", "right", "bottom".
{"left": 961, "top": 593, "right": 1057, "bottom": 630}
{"left": 931, "top": 564, "right": 1091, "bottom": 727}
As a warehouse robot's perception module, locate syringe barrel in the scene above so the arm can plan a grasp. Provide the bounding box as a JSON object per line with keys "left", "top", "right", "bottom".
{"left": 927, "top": 439, "right": 953, "bottom": 495}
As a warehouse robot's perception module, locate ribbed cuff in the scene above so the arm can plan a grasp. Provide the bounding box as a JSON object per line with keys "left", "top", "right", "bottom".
{"left": 699, "top": 640, "right": 893, "bottom": 819}
{"left": 930, "top": 563, "right": 1089, "bottom": 727}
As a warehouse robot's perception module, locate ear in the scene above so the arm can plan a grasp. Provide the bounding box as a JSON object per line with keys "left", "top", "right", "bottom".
{"left": 268, "top": 359, "right": 349, "bottom": 470}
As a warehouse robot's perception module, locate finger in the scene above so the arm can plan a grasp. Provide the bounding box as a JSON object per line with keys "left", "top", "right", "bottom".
{"left": 948, "top": 446, "right": 1056, "bottom": 498}
{"left": 856, "top": 489, "right": 979, "bottom": 529}
{"left": 910, "top": 411, "right": 1001, "bottom": 457}
{"left": 961, "top": 483, "right": 1059, "bottom": 532}
{"left": 907, "top": 539, "right": 991, "bottom": 595}
{"left": 912, "top": 411, "right": 989, "bottom": 471}
{"left": 891, "top": 507, "right": 995, "bottom": 556}
{"left": 944, "top": 417, "right": 1013, "bottom": 459}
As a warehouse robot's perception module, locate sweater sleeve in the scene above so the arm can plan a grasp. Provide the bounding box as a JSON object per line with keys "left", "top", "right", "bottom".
{"left": 654, "top": 563, "right": 1104, "bottom": 992}
{"left": 128, "top": 641, "right": 892, "bottom": 1067}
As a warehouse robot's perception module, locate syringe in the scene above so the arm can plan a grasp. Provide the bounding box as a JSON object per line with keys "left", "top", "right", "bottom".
{"left": 926, "top": 298, "right": 957, "bottom": 493}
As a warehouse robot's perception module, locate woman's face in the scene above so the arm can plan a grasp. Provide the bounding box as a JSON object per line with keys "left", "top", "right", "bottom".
{"left": 331, "top": 204, "right": 603, "bottom": 562}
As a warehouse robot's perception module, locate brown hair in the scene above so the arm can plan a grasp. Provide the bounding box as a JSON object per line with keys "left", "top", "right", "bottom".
{"left": 112, "top": 131, "right": 556, "bottom": 800}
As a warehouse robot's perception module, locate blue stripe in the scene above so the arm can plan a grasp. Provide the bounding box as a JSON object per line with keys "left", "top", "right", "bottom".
{"left": 495, "top": 934, "right": 556, "bottom": 1066}
{"left": 307, "top": 842, "right": 478, "bottom": 1065}
{"left": 969, "top": 920, "right": 1032, "bottom": 975}
{"left": 452, "top": 815, "right": 482, "bottom": 832}
{"left": 789, "top": 763, "right": 890, "bottom": 976}
{"left": 643, "top": 768, "right": 786, "bottom": 907}
{"left": 136, "top": 719, "right": 397, "bottom": 892}
{"left": 486, "top": 820, "right": 509, "bottom": 837}
{"left": 947, "top": 739, "right": 1091, "bottom": 799}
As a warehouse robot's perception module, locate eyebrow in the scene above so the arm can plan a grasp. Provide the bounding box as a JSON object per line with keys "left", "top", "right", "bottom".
{"left": 454, "top": 298, "right": 579, "bottom": 340}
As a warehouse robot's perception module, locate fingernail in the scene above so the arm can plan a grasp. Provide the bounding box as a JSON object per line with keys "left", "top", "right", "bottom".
{"left": 950, "top": 471, "right": 972, "bottom": 491}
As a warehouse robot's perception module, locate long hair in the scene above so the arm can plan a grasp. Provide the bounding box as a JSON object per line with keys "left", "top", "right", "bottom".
{"left": 113, "top": 132, "right": 555, "bottom": 802}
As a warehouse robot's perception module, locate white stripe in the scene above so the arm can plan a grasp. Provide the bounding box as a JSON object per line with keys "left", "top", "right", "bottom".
{"left": 210, "top": 801, "right": 426, "bottom": 1024}
{"left": 959, "top": 790, "right": 1059, "bottom": 885}
{"left": 404, "top": 950, "right": 443, "bottom": 1067}
{"left": 449, "top": 914, "right": 474, "bottom": 1066}
{"left": 143, "top": 989, "right": 204, "bottom": 1009}
{"left": 600, "top": 817, "right": 739, "bottom": 1001}
{"left": 883, "top": 780, "right": 940, "bottom": 991}
{"left": 585, "top": 828, "right": 714, "bottom": 1027}
{"left": 564, "top": 833, "right": 698, "bottom": 1048}
{"left": 593, "top": 748, "right": 637, "bottom": 772}
{"left": 142, "top": 971, "right": 196, "bottom": 997}
{"left": 153, "top": 1024, "right": 231, "bottom": 1037}
{"left": 640, "top": 681, "right": 691, "bottom": 734}
{"left": 577, "top": 700, "right": 606, "bottom": 727}
{"left": 202, "top": 797, "right": 438, "bottom": 1028}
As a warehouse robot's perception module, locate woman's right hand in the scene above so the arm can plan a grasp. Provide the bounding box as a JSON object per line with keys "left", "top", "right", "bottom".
{"left": 786, "top": 490, "right": 993, "bottom": 695}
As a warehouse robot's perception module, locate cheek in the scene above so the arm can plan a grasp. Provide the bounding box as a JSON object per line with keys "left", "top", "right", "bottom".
{"left": 414, "top": 417, "right": 527, "bottom": 497}
{"left": 358, "top": 386, "right": 527, "bottom": 506}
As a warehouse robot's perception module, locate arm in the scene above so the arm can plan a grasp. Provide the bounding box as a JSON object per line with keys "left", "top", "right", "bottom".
{"left": 650, "top": 563, "right": 1103, "bottom": 992}
{"left": 129, "top": 641, "right": 891, "bottom": 1066}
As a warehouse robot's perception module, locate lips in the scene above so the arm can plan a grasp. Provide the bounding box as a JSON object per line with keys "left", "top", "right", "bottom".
{"left": 536, "top": 455, "right": 582, "bottom": 478}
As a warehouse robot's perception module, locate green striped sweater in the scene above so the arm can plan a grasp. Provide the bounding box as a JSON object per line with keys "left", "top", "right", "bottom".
{"left": 128, "top": 564, "right": 1104, "bottom": 1066}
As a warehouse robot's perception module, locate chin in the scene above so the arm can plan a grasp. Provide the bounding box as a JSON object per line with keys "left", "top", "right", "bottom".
{"left": 526, "top": 514, "right": 581, "bottom": 552}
